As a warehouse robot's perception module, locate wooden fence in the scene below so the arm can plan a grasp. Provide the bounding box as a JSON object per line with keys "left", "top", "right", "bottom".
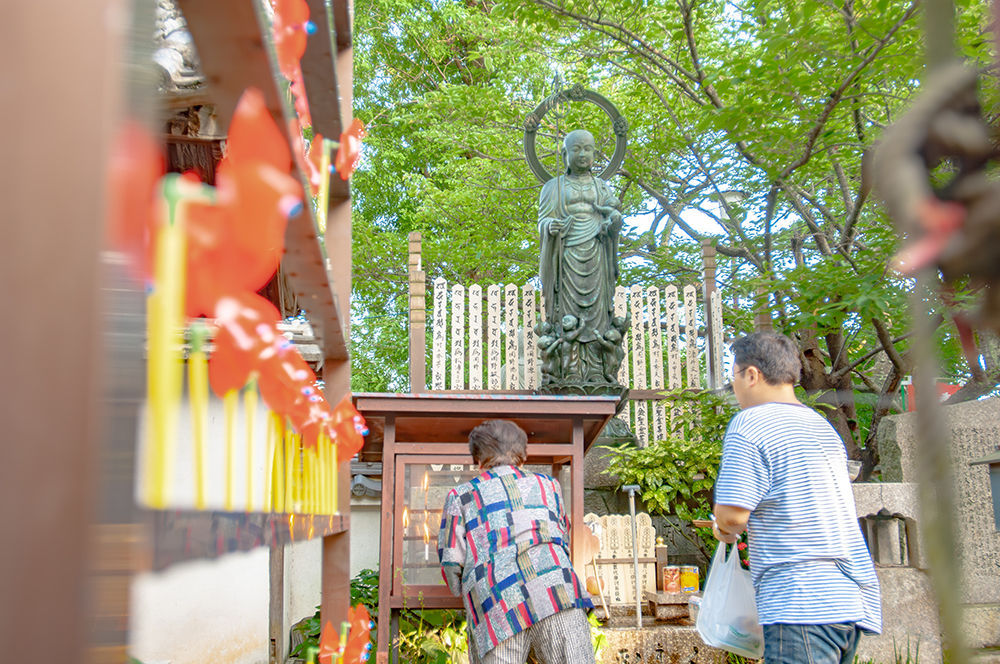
{"left": 421, "top": 277, "right": 723, "bottom": 447}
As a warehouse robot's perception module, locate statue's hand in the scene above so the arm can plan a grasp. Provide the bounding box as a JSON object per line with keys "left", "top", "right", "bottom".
{"left": 547, "top": 217, "right": 569, "bottom": 235}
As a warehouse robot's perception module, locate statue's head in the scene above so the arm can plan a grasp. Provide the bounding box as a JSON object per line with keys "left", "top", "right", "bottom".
{"left": 605, "top": 329, "right": 622, "bottom": 343}
{"left": 561, "top": 314, "right": 578, "bottom": 330}
{"left": 535, "top": 321, "right": 553, "bottom": 336}
{"left": 612, "top": 316, "right": 627, "bottom": 331}
{"left": 562, "top": 130, "right": 595, "bottom": 175}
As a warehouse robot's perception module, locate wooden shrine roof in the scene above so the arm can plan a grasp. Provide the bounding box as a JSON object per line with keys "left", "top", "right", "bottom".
{"left": 353, "top": 392, "right": 620, "bottom": 462}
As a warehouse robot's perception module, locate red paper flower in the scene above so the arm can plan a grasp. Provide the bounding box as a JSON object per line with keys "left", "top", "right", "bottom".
{"left": 329, "top": 395, "right": 368, "bottom": 460}
{"left": 183, "top": 89, "right": 303, "bottom": 318}
{"left": 318, "top": 620, "right": 339, "bottom": 664}
{"left": 208, "top": 293, "right": 283, "bottom": 398}
{"left": 226, "top": 87, "right": 292, "bottom": 173}
{"left": 106, "top": 121, "right": 166, "bottom": 281}
{"left": 334, "top": 118, "right": 366, "bottom": 180}
{"left": 272, "top": 0, "right": 310, "bottom": 80}
{"left": 306, "top": 133, "right": 326, "bottom": 196}
{"left": 344, "top": 604, "right": 373, "bottom": 663}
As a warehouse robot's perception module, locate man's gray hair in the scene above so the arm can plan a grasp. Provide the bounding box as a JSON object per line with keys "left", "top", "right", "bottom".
{"left": 731, "top": 332, "right": 802, "bottom": 386}
{"left": 469, "top": 420, "right": 528, "bottom": 469}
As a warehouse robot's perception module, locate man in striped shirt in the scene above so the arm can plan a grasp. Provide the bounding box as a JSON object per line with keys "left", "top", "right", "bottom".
{"left": 438, "top": 419, "right": 594, "bottom": 664}
{"left": 713, "top": 332, "right": 881, "bottom": 664}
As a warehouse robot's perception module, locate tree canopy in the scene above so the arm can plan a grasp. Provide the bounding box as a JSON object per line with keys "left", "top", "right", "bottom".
{"left": 349, "top": 0, "right": 997, "bottom": 474}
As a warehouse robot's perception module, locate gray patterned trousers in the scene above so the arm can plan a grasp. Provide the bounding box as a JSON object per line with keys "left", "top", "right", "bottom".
{"left": 468, "top": 608, "right": 596, "bottom": 664}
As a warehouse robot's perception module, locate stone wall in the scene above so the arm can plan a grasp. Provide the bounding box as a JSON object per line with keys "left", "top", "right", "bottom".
{"left": 877, "top": 398, "right": 1000, "bottom": 606}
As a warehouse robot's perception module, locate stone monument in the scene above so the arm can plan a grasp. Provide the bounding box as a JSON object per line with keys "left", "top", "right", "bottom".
{"left": 524, "top": 85, "right": 629, "bottom": 399}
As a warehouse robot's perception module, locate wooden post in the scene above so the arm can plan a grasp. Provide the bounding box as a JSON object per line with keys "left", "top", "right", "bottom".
{"left": 376, "top": 416, "right": 396, "bottom": 664}
{"left": 320, "top": 5, "right": 355, "bottom": 642}
{"left": 571, "top": 419, "right": 586, "bottom": 567}
{"left": 3, "top": 1, "right": 119, "bottom": 661}
{"left": 269, "top": 545, "right": 285, "bottom": 664}
{"left": 409, "top": 232, "right": 427, "bottom": 393}
{"left": 701, "top": 240, "right": 720, "bottom": 388}
{"left": 655, "top": 541, "right": 669, "bottom": 591}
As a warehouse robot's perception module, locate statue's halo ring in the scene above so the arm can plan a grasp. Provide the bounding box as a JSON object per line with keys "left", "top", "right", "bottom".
{"left": 523, "top": 87, "right": 628, "bottom": 184}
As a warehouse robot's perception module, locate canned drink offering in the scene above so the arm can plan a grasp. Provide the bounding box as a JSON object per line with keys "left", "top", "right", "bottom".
{"left": 681, "top": 565, "right": 699, "bottom": 592}
{"left": 663, "top": 565, "right": 681, "bottom": 592}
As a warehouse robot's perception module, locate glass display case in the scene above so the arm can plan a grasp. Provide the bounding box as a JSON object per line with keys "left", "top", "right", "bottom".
{"left": 395, "top": 459, "right": 573, "bottom": 592}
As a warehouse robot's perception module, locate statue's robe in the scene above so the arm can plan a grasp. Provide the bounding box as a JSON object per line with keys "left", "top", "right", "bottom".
{"left": 538, "top": 173, "right": 621, "bottom": 382}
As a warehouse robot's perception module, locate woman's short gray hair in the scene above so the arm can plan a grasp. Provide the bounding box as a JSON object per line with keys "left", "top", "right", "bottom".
{"left": 731, "top": 332, "right": 802, "bottom": 386}
{"left": 468, "top": 420, "right": 528, "bottom": 469}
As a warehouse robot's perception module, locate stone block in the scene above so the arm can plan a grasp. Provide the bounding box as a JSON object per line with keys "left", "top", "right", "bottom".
{"left": 875, "top": 399, "right": 1000, "bottom": 604}
{"left": 964, "top": 604, "right": 1000, "bottom": 649}
{"left": 585, "top": 444, "right": 622, "bottom": 489}
{"left": 644, "top": 591, "right": 694, "bottom": 622}
{"left": 597, "top": 623, "right": 722, "bottom": 664}
{"left": 854, "top": 567, "right": 942, "bottom": 664}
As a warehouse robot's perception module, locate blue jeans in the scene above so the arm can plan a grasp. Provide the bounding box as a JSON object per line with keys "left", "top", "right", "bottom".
{"left": 763, "top": 623, "right": 863, "bottom": 664}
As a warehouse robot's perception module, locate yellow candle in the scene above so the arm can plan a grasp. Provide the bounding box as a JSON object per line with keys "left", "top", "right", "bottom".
{"left": 146, "top": 174, "right": 212, "bottom": 509}
{"left": 316, "top": 138, "right": 332, "bottom": 235}
{"left": 317, "top": 433, "right": 330, "bottom": 514}
{"left": 273, "top": 415, "right": 285, "bottom": 512}
{"left": 263, "top": 411, "right": 275, "bottom": 512}
{"left": 245, "top": 381, "right": 258, "bottom": 512}
{"left": 304, "top": 446, "right": 313, "bottom": 515}
{"left": 188, "top": 326, "right": 209, "bottom": 510}
{"left": 330, "top": 443, "right": 340, "bottom": 514}
{"left": 284, "top": 425, "right": 295, "bottom": 512}
{"left": 146, "top": 221, "right": 186, "bottom": 508}
{"left": 224, "top": 389, "right": 238, "bottom": 511}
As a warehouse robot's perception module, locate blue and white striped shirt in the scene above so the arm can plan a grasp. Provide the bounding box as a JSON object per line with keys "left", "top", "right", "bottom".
{"left": 714, "top": 402, "right": 882, "bottom": 633}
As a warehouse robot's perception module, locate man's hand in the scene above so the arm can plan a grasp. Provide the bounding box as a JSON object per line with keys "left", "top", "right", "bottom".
{"left": 713, "top": 504, "right": 750, "bottom": 543}
{"left": 547, "top": 217, "right": 569, "bottom": 235}
{"left": 712, "top": 520, "right": 740, "bottom": 544}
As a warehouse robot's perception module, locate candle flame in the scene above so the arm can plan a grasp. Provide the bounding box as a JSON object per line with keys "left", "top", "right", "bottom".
{"left": 422, "top": 472, "right": 429, "bottom": 491}
{"left": 403, "top": 507, "right": 409, "bottom": 528}
{"left": 423, "top": 521, "right": 430, "bottom": 543}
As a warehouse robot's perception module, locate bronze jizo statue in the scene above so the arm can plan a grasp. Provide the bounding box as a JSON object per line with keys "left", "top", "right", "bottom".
{"left": 536, "top": 129, "right": 628, "bottom": 394}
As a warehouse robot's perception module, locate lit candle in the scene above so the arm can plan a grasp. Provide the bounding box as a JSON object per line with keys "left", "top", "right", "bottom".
{"left": 188, "top": 324, "right": 209, "bottom": 510}
{"left": 245, "top": 380, "right": 257, "bottom": 512}
{"left": 224, "top": 390, "right": 238, "bottom": 511}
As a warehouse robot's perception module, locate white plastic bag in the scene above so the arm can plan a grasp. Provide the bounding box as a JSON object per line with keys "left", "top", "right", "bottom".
{"left": 696, "top": 543, "right": 765, "bottom": 659}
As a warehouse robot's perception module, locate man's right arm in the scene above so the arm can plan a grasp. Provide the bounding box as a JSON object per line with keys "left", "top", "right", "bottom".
{"left": 712, "top": 504, "right": 750, "bottom": 543}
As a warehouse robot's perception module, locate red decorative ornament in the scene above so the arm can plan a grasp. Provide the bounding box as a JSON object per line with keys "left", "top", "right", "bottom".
{"left": 306, "top": 133, "right": 326, "bottom": 196}
{"left": 226, "top": 87, "right": 293, "bottom": 173}
{"left": 106, "top": 121, "right": 165, "bottom": 281}
{"left": 343, "top": 604, "right": 374, "bottom": 663}
{"left": 318, "top": 620, "right": 339, "bottom": 664}
{"left": 272, "top": 0, "right": 310, "bottom": 80}
{"left": 329, "top": 395, "right": 367, "bottom": 460}
{"left": 208, "top": 293, "right": 282, "bottom": 398}
{"left": 334, "top": 118, "right": 366, "bottom": 180}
